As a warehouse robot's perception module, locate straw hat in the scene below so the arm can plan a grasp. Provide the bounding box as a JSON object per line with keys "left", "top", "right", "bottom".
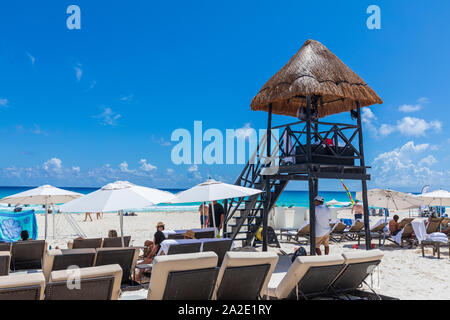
{"left": 156, "top": 221, "right": 165, "bottom": 228}
{"left": 184, "top": 230, "right": 196, "bottom": 239}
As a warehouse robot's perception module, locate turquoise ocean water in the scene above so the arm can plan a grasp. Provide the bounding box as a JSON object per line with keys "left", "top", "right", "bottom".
{"left": 0, "top": 186, "right": 356, "bottom": 213}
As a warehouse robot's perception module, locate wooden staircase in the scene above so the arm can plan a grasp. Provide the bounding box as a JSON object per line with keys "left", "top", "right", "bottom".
{"left": 224, "top": 133, "right": 288, "bottom": 246}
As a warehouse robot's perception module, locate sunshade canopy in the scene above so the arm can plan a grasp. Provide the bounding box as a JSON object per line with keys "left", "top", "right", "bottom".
{"left": 0, "top": 184, "right": 83, "bottom": 205}
{"left": 417, "top": 190, "right": 450, "bottom": 207}
{"left": 59, "top": 181, "right": 175, "bottom": 213}
{"left": 251, "top": 39, "right": 383, "bottom": 118}
{"left": 356, "top": 189, "right": 421, "bottom": 210}
{"left": 170, "top": 179, "right": 263, "bottom": 203}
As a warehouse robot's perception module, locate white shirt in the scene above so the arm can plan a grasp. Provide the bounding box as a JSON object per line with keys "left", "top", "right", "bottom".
{"left": 315, "top": 205, "right": 331, "bottom": 237}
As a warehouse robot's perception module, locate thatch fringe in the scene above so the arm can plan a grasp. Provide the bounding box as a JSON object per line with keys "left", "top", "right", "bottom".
{"left": 250, "top": 39, "right": 383, "bottom": 118}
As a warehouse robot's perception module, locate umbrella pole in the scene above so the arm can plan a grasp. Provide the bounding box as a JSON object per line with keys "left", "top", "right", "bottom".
{"left": 203, "top": 202, "right": 205, "bottom": 229}
{"left": 211, "top": 202, "right": 217, "bottom": 236}
{"left": 120, "top": 210, "right": 124, "bottom": 247}
{"left": 45, "top": 197, "right": 48, "bottom": 240}
{"left": 52, "top": 204, "right": 55, "bottom": 239}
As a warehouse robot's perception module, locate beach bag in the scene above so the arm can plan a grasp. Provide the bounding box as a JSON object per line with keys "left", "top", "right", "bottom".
{"left": 291, "top": 246, "right": 307, "bottom": 262}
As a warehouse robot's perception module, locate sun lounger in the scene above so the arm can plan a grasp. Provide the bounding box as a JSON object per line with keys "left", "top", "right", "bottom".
{"left": 68, "top": 237, "right": 103, "bottom": 249}
{"left": 283, "top": 223, "right": 310, "bottom": 244}
{"left": 358, "top": 220, "right": 389, "bottom": 246}
{"left": 329, "top": 222, "right": 348, "bottom": 243}
{"left": 0, "top": 242, "right": 11, "bottom": 252}
{"left": 213, "top": 251, "right": 278, "bottom": 300}
{"left": 0, "top": 272, "right": 45, "bottom": 300}
{"left": 45, "top": 264, "right": 122, "bottom": 300}
{"left": 94, "top": 247, "right": 139, "bottom": 285}
{"left": 166, "top": 242, "right": 202, "bottom": 255}
{"left": 102, "top": 236, "right": 131, "bottom": 248}
{"left": 43, "top": 248, "right": 96, "bottom": 281}
{"left": 426, "top": 217, "right": 444, "bottom": 234}
{"left": 0, "top": 252, "right": 10, "bottom": 276}
{"left": 387, "top": 219, "right": 416, "bottom": 247}
{"left": 328, "top": 249, "right": 392, "bottom": 299}
{"left": 345, "top": 221, "right": 364, "bottom": 241}
{"left": 167, "top": 233, "right": 185, "bottom": 240}
{"left": 202, "top": 239, "right": 233, "bottom": 266}
{"left": 265, "top": 254, "right": 345, "bottom": 300}
{"left": 147, "top": 252, "right": 219, "bottom": 300}
{"left": 193, "top": 228, "right": 216, "bottom": 239}
{"left": 11, "top": 240, "right": 46, "bottom": 271}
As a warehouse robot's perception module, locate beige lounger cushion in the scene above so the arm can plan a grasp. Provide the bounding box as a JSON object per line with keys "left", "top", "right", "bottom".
{"left": 266, "top": 254, "right": 345, "bottom": 299}
{"left": 49, "top": 264, "right": 122, "bottom": 300}
{"left": 147, "top": 252, "right": 218, "bottom": 300}
{"left": 43, "top": 248, "right": 97, "bottom": 282}
{"left": 0, "top": 272, "right": 45, "bottom": 300}
{"left": 43, "top": 249, "right": 63, "bottom": 281}
{"left": 341, "top": 249, "right": 384, "bottom": 265}
{"left": 213, "top": 251, "right": 279, "bottom": 300}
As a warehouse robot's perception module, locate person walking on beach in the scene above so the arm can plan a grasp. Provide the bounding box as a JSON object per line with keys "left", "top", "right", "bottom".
{"left": 96, "top": 212, "right": 102, "bottom": 220}
{"left": 314, "top": 196, "right": 331, "bottom": 256}
{"left": 208, "top": 201, "right": 225, "bottom": 231}
{"left": 198, "top": 203, "right": 209, "bottom": 228}
{"left": 84, "top": 212, "right": 93, "bottom": 222}
{"left": 352, "top": 200, "right": 364, "bottom": 221}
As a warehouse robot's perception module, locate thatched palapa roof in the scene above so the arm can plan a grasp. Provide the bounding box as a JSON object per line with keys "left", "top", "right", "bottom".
{"left": 250, "top": 39, "right": 383, "bottom": 118}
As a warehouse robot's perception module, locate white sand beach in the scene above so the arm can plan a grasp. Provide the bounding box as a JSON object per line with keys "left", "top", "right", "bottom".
{"left": 36, "top": 209, "right": 450, "bottom": 300}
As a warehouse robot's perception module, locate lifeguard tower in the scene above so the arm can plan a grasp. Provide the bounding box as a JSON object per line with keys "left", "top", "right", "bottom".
{"left": 224, "top": 40, "right": 383, "bottom": 254}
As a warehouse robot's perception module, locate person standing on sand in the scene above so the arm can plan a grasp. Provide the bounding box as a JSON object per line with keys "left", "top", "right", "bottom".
{"left": 314, "top": 196, "right": 331, "bottom": 256}
{"left": 198, "top": 203, "right": 209, "bottom": 228}
{"left": 352, "top": 200, "right": 364, "bottom": 221}
{"left": 208, "top": 201, "right": 225, "bottom": 231}
{"left": 84, "top": 212, "right": 93, "bottom": 222}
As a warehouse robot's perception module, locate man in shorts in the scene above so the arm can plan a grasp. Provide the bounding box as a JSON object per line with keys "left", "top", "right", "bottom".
{"left": 314, "top": 196, "right": 331, "bottom": 255}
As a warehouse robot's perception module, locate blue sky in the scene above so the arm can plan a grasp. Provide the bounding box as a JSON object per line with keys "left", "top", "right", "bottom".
{"left": 0, "top": 0, "right": 449, "bottom": 192}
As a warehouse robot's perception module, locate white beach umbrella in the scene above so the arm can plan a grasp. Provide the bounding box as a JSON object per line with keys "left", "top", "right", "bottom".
{"left": 59, "top": 181, "right": 175, "bottom": 246}
{"left": 169, "top": 179, "right": 263, "bottom": 231}
{"left": 326, "top": 199, "right": 341, "bottom": 206}
{"left": 417, "top": 189, "right": 450, "bottom": 207}
{"left": 356, "top": 189, "right": 421, "bottom": 211}
{"left": 0, "top": 184, "right": 83, "bottom": 239}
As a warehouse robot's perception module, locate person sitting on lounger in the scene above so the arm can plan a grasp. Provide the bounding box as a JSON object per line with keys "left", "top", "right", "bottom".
{"left": 389, "top": 215, "right": 401, "bottom": 236}
{"left": 135, "top": 225, "right": 166, "bottom": 282}
{"left": 314, "top": 196, "right": 331, "bottom": 256}
{"left": 20, "top": 230, "right": 30, "bottom": 241}
{"left": 183, "top": 230, "right": 196, "bottom": 239}
{"left": 108, "top": 229, "right": 118, "bottom": 238}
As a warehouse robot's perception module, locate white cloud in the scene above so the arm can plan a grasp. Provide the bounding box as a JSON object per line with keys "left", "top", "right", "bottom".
{"left": 119, "top": 161, "right": 133, "bottom": 172}
{"left": 87, "top": 80, "right": 96, "bottom": 91}
{"left": 152, "top": 135, "right": 171, "bottom": 147}
{"left": 75, "top": 63, "right": 82, "bottom": 81}
{"left": 94, "top": 107, "right": 121, "bottom": 126}
{"left": 139, "top": 159, "right": 157, "bottom": 172}
{"left": 188, "top": 165, "right": 198, "bottom": 172}
{"left": 0, "top": 97, "right": 9, "bottom": 107}
{"left": 120, "top": 94, "right": 134, "bottom": 102}
{"left": 167, "top": 168, "right": 174, "bottom": 174}
{"left": 235, "top": 123, "right": 256, "bottom": 139}
{"left": 72, "top": 166, "right": 81, "bottom": 173}
{"left": 418, "top": 155, "right": 437, "bottom": 167}
{"left": 398, "top": 104, "right": 421, "bottom": 113}
{"left": 26, "top": 52, "right": 36, "bottom": 65}
{"left": 418, "top": 97, "right": 430, "bottom": 104}
{"left": 361, "top": 108, "right": 378, "bottom": 136}
{"left": 379, "top": 124, "right": 395, "bottom": 137}
{"left": 371, "top": 141, "right": 449, "bottom": 189}
{"left": 43, "top": 158, "right": 63, "bottom": 174}
{"left": 31, "top": 124, "right": 49, "bottom": 136}
{"left": 396, "top": 117, "right": 442, "bottom": 137}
